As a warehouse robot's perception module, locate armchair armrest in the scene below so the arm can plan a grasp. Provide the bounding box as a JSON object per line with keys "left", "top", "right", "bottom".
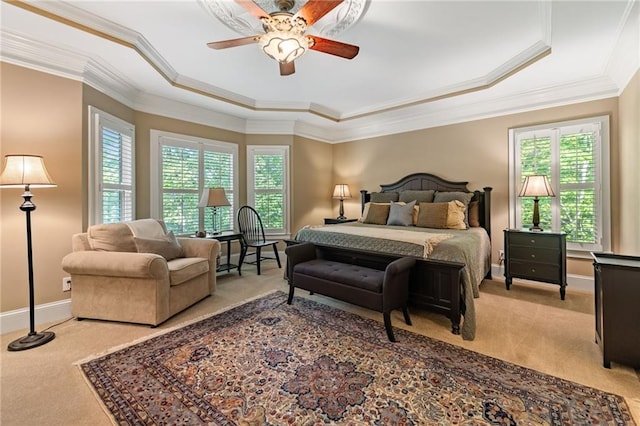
{"left": 285, "top": 242, "right": 318, "bottom": 279}
{"left": 62, "top": 251, "right": 168, "bottom": 279}
{"left": 178, "top": 237, "right": 221, "bottom": 262}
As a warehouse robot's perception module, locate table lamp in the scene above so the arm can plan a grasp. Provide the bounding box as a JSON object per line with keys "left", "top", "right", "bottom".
{"left": 518, "top": 175, "right": 555, "bottom": 231}
{"left": 332, "top": 184, "right": 352, "bottom": 220}
{"left": 198, "top": 187, "right": 230, "bottom": 235}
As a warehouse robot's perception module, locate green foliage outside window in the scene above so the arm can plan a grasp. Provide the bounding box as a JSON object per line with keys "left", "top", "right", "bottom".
{"left": 253, "top": 153, "right": 284, "bottom": 230}
{"left": 519, "top": 131, "right": 597, "bottom": 244}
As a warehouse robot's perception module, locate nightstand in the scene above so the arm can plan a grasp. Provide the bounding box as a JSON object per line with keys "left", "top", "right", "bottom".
{"left": 324, "top": 218, "right": 358, "bottom": 225}
{"left": 503, "top": 229, "right": 567, "bottom": 299}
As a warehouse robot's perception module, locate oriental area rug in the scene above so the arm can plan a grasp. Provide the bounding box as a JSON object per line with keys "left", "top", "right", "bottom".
{"left": 80, "top": 291, "right": 635, "bottom": 425}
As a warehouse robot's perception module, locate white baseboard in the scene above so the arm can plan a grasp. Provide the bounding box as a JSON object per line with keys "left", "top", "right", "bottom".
{"left": 0, "top": 299, "right": 72, "bottom": 335}
{"left": 490, "top": 263, "right": 593, "bottom": 293}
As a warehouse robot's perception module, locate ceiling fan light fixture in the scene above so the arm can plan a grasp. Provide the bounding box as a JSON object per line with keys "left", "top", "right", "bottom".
{"left": 259, "top": 14, "right": 309, "bottom": 64}
{"left": 260, "top": 32, "right": 309, "bottom": 63}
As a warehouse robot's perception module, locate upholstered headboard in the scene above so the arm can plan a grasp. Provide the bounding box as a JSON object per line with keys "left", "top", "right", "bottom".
{"left": 360, "top": 172, "right": 492, "bottom": 240}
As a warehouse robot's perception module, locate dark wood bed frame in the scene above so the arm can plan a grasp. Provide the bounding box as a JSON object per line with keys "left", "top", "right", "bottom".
{"left": 295, "top": 173, "right": 493, "bottom": 335}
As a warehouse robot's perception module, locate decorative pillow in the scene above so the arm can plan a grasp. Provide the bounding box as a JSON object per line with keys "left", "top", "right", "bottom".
{"left": 399, "top": 190, "right": 435, "bottom": 203}
{"left": 433, "top": 191, "right": 474, "bottom": 227}
{"left": 370, "top": 192, "right": 399, "bottom": 203}
{"left": 87, "top": 223, "right": 137, "bottom": 252}
{"left": 359, "top": 202, "right": 385, "bottom": 222}
{"left": 386, "top": 200, "right": 416, "bottom": 226}
{"left": 468, "top": 200, "right": 480, "bottom": 227}
{"left": 416, "top": 202, "right": 448, "bottom": 229}
{"left": 134, "top": 231, "right": 184, "bottom": 261}
{"left": 363, "top": 203, "right": 390, "bottom": 225}
{"left": 417, "top": 201, "right": 466, "bottom": 230}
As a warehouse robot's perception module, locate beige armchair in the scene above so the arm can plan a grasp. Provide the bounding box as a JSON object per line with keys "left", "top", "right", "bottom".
{"left": 61, "top": 219, "right": 220, "bottom": 326}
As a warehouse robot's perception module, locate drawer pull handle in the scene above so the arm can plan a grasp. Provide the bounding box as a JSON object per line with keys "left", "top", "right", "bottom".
{"left": 530, "top": 239, "right": 536, "bottom": 244}
{"left": 531, "top": 268, "right": 536, "bottom": 273}
{"left": 531, "top": 254, "right": 536, "bottom": 258}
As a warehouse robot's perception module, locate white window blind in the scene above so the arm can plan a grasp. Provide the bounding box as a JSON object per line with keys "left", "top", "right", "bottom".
{"left": 150, "top": 131, "right": 238, "bottom": 235}
{"left": 88, "top": 106, "right": 135, "bottom": 225}
{"left": 509, "top": 116, "right": 610, "bottom": 254}
{"left": 247, "top": 145, "right": 290, "bottom": 235}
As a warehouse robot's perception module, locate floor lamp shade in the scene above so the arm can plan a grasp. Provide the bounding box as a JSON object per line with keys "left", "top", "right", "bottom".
{"left": 198, "top": 188, "right": 231, "bottom": 235}
{"left": 518, "top": 175, "right": 555, "bottom": 231}
{"left": 0, "top": 155, "right": 57, "bottom": 351}
{"left": 332, "top": 184, "right": 352, "bottom": 220}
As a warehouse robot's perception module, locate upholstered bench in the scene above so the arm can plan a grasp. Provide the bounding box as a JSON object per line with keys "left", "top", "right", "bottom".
{"left": 285, "top": 242, "right": 415, "bottom": 342}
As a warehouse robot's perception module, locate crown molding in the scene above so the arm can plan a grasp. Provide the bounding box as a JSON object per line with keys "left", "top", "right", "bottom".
{"left": 604, "top": 0, "right": 639, "bottom": 93}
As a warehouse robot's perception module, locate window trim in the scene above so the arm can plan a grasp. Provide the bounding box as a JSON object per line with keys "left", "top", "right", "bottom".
{"left": 150, "top": 130, "right": 238, "bottom": 233}
{"left": 88, "top": 106, "right": 135, "bottom": 226}
{"left": 508, "top": 115, "right": 611, "bottom": 257}
{"left": 246, "top": 145, "right": 290, "bottom": 238}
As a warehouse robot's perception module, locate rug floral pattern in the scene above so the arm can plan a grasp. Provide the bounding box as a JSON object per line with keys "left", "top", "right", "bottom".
{"left": 81, "top": 292, "right": 635, "bottom": 425}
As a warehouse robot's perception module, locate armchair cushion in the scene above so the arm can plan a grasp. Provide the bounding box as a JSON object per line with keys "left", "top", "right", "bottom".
{"left": 168, "top": 257, "right": 209, "bottom": 286}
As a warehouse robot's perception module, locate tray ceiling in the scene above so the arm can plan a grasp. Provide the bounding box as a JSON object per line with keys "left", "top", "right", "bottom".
{"left": 1, "top": 0, "right": 638, "bottom": 142}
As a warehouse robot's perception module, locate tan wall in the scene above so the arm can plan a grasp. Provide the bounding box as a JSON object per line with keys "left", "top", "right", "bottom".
{"left": 617, "top": 69, "right": 640, "bottom": 255}
{"left": 1, "top": 63, "right": 83, "bottom": 311}
{"left": 332, "top": 97, "right": 621, "bottom": 277}
{"left": 291, "top": 135, "right": 333, "bottom": 234}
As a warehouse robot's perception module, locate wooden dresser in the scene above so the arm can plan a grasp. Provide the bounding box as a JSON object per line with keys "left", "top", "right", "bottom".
{"left": 592, "top": 252, "right": 640, "bottom": 368}
{"left": 504, "top": 229, "right": 567, "bottom": 299}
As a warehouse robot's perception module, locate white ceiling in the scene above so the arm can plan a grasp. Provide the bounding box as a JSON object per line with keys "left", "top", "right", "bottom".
{"left": 1, "top": 0, "right": 639, "bottom": 143}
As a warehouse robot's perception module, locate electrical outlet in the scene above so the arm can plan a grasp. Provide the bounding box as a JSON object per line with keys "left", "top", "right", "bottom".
{"left": 62, "top": 277, "right": 72, "bottom": 292}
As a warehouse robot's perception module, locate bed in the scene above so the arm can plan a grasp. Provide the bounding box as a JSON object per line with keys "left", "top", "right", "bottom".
{"left": 293, "top": 173, "right": 493, "bottom": 340}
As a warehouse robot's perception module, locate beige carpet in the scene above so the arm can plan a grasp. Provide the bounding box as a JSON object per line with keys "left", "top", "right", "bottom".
{"left": 2, "top": 265, "right": 639, "bottom": 425}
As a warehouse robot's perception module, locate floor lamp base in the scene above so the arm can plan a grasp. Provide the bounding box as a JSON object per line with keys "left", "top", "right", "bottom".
{"left": 8, "top": 331, "right": 55, "bottom": 351}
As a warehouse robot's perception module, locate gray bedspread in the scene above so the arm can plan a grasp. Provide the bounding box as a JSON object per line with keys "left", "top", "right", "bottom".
{"left": 295, "top": 223, "right": 491, "bottom": 340}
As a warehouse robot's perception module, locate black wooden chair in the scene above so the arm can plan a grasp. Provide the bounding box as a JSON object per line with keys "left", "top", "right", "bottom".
{"left": 236, "top": 205, "right": 282, "bottom": 275}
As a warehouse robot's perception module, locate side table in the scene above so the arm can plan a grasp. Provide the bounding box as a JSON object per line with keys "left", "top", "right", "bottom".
{"left": 504, "top": 229, "right": 567, "bottom": 299}
{"left": 194, "top": 231, "right": 242, "bottom": 273}
{"left": 324, "top": 218, "right": 358, "bottom": 225}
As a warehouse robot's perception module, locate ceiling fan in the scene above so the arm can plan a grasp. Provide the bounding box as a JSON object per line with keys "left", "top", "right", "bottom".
{"left": 207, "top": 0, "right": 360, "bottom": 76}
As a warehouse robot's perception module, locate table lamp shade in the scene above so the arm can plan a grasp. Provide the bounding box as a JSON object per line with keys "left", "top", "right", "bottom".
{"left": 198, "top": 188, "right": 230, "bottom": 208}
{"left": 518, "top": 175, "right": 555, "bottom": 198}
{"left": 332, "top": 184, "right": 352, "bottom": 199}
{"left": 0, "top": 155, "right": 56, "bottom": 188}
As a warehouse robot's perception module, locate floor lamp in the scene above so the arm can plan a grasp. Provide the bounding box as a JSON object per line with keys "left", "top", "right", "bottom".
{"left": 0, "top": 155, "right": 57, "bottom": 351}
{"left": 198, "top": 187, "right": 231, "bottom": 235}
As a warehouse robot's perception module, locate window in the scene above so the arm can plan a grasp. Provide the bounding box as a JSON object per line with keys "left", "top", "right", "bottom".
{"left": 88, "top": 106, "right": 135, "bottom": 225}
{"left": 150, "top": 131, "right": 238, "bottom": 235}
{"left": 509, "top": 116, "right": 610, "bottom": 254}
{"left": 247, "top": 145, "right": 290, "bottom": 236}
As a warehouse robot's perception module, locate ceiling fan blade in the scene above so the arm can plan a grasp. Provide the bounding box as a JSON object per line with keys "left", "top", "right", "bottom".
{"left": 280, "top": 61, "right": 295, "bottom": 76}
{"left": 293, "top": 0, "right": 343, "bottom": 27}
{"left": 308, "top": 36, "right": 359, "bottom": 59}
{"left": 207, "top": 36, "right": 260, "bottom": 49}
{"left": 234, "top": 0, "right": 269, "bottom": 19}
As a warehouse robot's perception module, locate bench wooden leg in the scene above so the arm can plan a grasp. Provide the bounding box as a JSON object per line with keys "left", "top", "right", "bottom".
{"left": 287, "top": 285, "right": 295, "bottom": 304}
{"left": 402, "top": 307, "right": 412, "bottom": 326}
{"left": 383, "top": 312, "right": 396, "bottom": 342}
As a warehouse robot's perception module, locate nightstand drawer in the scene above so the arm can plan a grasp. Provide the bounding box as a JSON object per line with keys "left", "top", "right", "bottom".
{"left": 509, "top": 246, "right": 560, "bottom": 263}
{"left": 508, "top": 232, "right": 559, "bottom": 249}
{"left": 509, "top": 260, "right": 561, "bottom": 282}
